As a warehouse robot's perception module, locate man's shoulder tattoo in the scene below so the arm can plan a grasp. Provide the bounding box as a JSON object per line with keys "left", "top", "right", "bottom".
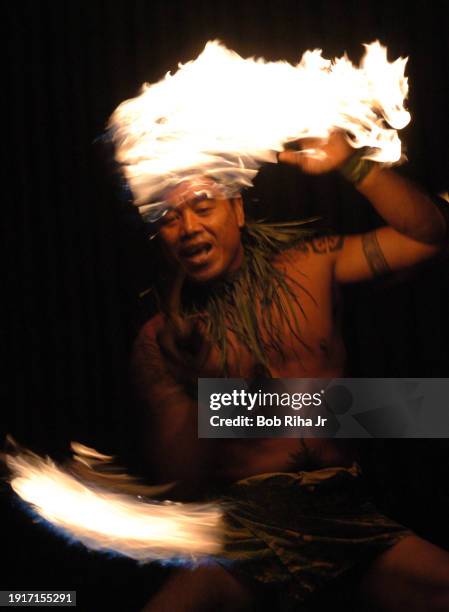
{"left": 361, "top": 231, "right": 391, "bottom": 276}
{"left": 300, "top": 235, "right": 344, "bottom": 255}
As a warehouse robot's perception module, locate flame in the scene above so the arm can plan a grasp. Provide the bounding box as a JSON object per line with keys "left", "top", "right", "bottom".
{"left": 6, "top": 445, "right": 222, "bottom": 563}
{"left": 108, "top": 40, "right": 410, "bottom": 220}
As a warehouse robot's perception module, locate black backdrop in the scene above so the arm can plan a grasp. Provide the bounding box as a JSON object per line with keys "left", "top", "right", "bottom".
{"left": 2, "top": 1, "right": 449, "bottom": 610}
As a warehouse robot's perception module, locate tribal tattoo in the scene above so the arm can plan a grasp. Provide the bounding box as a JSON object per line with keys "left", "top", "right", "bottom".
{"left": 298, "top": 235, "right": 345, "bottom": 255}
{"left": 361, "top": 231, "right": 391, "bottom": 277}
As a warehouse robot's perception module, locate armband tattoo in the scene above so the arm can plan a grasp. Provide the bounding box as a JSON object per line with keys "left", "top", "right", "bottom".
{"left": 362, "top": 231, "right": 391, "bottom": 277}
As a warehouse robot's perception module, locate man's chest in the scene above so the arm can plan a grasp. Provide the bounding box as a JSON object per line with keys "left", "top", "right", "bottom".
{"left": 221, "top": 261, "right": 344, "bottom": 377}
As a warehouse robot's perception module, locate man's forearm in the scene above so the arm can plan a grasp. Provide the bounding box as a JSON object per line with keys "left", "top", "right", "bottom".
{"left": 147, "top": 380, "right": 211, "bottom": 485}
{"left": 279, "top": 131, "right": 448, "bottom": 246}
{"left": 132, "top": 332, "right": 212, "bottom": 485}
{"left": 357, "top": 165, "right": 447, "bottom": 245}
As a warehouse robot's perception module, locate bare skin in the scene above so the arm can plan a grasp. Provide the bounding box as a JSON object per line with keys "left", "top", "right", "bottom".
{"left": 133, "top": 133, "right": 449, "bottom": 610}
{"left": 134, "top": 237, "right": 352, "bottom": 484}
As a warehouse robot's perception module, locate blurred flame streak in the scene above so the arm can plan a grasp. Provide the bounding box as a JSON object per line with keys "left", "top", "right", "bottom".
{"left": 7, "top": 448, "right": 222, "bottom": 562}
{"left": 108, "top": 40, "right": 410, "bottom": 217}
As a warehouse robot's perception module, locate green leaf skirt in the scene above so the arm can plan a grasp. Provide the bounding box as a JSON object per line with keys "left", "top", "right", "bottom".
{"left": 215, "top": 464, "right": 412, "bottom": 608}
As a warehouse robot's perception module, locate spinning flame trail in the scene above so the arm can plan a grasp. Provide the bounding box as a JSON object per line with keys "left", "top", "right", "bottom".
{"left": 6, "top": 443, "right": 222, "bottom": 563}
{"left": 108, "top": 40, "right": 410, "bottom": 220}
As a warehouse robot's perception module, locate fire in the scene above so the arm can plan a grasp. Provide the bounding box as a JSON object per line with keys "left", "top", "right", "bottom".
{"left": 6, "top": 445, "right": 222, "bottom": 563}
{"left": 108, "top": 40, "right": 410, "bottom": 220}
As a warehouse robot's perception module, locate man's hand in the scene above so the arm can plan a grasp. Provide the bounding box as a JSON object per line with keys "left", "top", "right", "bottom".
{"left": 157, "top": 272, "right": 224, "bottom": 383}
{"left": 278, "top": 130, "right": 354, "bottom": 174}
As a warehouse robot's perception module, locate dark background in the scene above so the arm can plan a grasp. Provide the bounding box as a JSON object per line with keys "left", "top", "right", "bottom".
{"left": 2, "top": 1, "right": 449, "bottom": 610}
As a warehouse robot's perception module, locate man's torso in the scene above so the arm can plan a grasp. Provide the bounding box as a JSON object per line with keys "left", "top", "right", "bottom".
{"left": 137, "top": 239, "right": 358, "bottom": 483}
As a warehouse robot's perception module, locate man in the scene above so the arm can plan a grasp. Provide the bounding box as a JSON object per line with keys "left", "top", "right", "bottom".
{"left": 132, "top": 132, "right": 449, "bottom": 611}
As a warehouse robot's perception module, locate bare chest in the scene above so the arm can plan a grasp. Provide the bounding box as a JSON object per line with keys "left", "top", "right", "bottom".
{"left": 223, "top": 253, "right": 346, "bottom": 378}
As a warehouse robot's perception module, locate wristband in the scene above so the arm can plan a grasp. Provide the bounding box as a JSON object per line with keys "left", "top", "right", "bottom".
{"left": 339, "top": 147, "right": 376, "bottom": 185}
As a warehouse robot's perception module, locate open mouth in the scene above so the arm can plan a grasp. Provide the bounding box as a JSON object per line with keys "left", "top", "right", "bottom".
{"left": 179, "top": 243, "right": 213, "bottom": 266}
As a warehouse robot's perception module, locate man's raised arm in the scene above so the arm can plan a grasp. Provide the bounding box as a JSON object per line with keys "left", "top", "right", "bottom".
{"left": 336, "top": 167, "right": 447, "bottom": 283}
{"left": 279, "top": 131, "right": 448, "bottom": 283}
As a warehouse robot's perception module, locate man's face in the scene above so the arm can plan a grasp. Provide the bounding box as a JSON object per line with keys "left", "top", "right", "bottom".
{"left": 156, "top": 182, "right": 245, "bottom": 283}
